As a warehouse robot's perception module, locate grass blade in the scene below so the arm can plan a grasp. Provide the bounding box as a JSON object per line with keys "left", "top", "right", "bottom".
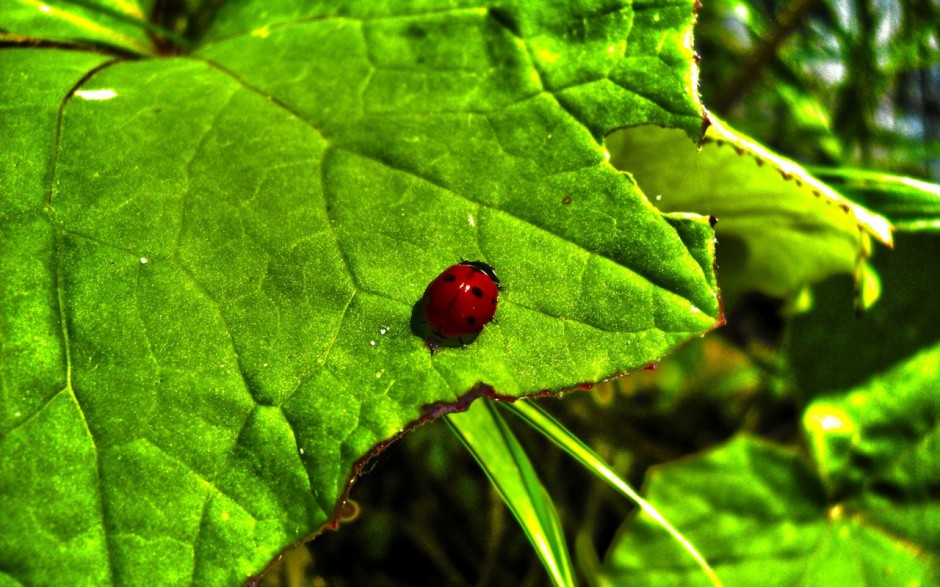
{"left": 446, "top": 401, "right": 576, "bottom": 587}
{"left": 504, "top": 400, "right": 722, "bottom": 587}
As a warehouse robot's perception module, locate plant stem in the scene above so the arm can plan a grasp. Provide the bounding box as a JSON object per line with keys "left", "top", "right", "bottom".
{"left": 713, "top": 0, "right": 821, "bottom": 113}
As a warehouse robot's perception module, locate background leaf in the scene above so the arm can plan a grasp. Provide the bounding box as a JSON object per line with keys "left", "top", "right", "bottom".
{"left": 811, "top": 167, "right": 940, "bottom": 233}
{"left": 0, "top": 0, "right": 158, "bottom": 54}
{"left": 598, "top": 436, "right": 938, "bottom": 586}
{"left": 786, "top": 232, "right": 940, "bottom": 395}
{"left": 804, "top": 342, "right": 940, "bottom": 551}
{"left": 608, "top": 117, "right": 892, "bottom": 301}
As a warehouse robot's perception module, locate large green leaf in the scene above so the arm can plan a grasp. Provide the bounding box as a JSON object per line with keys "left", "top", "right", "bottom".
{"left": 0, "top": 0, "right": 719, "bottom": 584}
{"left": 598, "top": 436, "right": 938, "bottom": 586}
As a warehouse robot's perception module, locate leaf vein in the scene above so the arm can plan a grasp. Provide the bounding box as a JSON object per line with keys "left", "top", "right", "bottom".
{"left": 172, "top": 261, "right": 260, "bottom": 405}
{"left": 48, "top": 59, "right": 123, "bottom": 586}
{"left": 0, "top": 386, "right": 67, "bottom": 440}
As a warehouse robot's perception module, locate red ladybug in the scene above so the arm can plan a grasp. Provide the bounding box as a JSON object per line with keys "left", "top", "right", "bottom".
{"left": 423, "top": 260, "right": 500, "bottom": 341}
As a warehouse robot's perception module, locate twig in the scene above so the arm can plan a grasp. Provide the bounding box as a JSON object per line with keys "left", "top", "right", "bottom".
{"left": 713, "top": 0, "right": 822, "bottom": 112}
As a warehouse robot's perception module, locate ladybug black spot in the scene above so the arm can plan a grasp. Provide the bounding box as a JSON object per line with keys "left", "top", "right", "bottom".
{"left": 467, "top": 316, "right": 476, "bottom": 325}
{"left": 471, "top": 287, "right": 483, "bottom": 298}
{"left": 444, "top": 274, "right": 456, "bottom": 282}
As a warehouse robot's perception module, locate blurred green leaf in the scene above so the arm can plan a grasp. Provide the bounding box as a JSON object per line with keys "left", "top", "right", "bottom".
{"left": 0, "top": 0, "right": 170, "bottom": 53}
{"left": 608, "top": 117, "right": 891, "bottom": 301}
{"left": 811, "top": 167, "right": 940, "bottom": 233}
{"left": 598, "top": 436, "right": 937, "bottom": 586}
{"left": 787, "top": 232, "right": 940, "bottom": 394}
{"left": 447, "top": 401, "right": 576, "bottom": 587}
{"left": 804, "top": 342, "right": 940, "bottom": 551}
{"left": 0, "top": 0, "right": 719, "bottom": 583}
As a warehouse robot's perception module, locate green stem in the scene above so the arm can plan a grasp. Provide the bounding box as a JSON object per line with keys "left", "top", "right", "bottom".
{"left": 713, "top": 0, "right": 821, "bottom": 113}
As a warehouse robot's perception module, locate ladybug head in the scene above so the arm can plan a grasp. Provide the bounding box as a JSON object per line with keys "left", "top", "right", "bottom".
{"left": 459, "top": 259, "right": 500, "bottom": 285}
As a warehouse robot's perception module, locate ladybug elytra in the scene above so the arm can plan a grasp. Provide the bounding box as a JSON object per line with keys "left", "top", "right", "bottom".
{"left": 422, "top": 260, "right": 500, "bottom": 341}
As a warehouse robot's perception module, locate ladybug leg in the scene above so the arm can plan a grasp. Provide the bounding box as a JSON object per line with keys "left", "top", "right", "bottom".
{"left": 459, "top": 338, "right": 468, "bottom": 349}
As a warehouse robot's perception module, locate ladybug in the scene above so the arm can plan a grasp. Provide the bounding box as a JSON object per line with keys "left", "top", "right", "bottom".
{"left": 422, "top": 260, "right": 500, "bottom": 343}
